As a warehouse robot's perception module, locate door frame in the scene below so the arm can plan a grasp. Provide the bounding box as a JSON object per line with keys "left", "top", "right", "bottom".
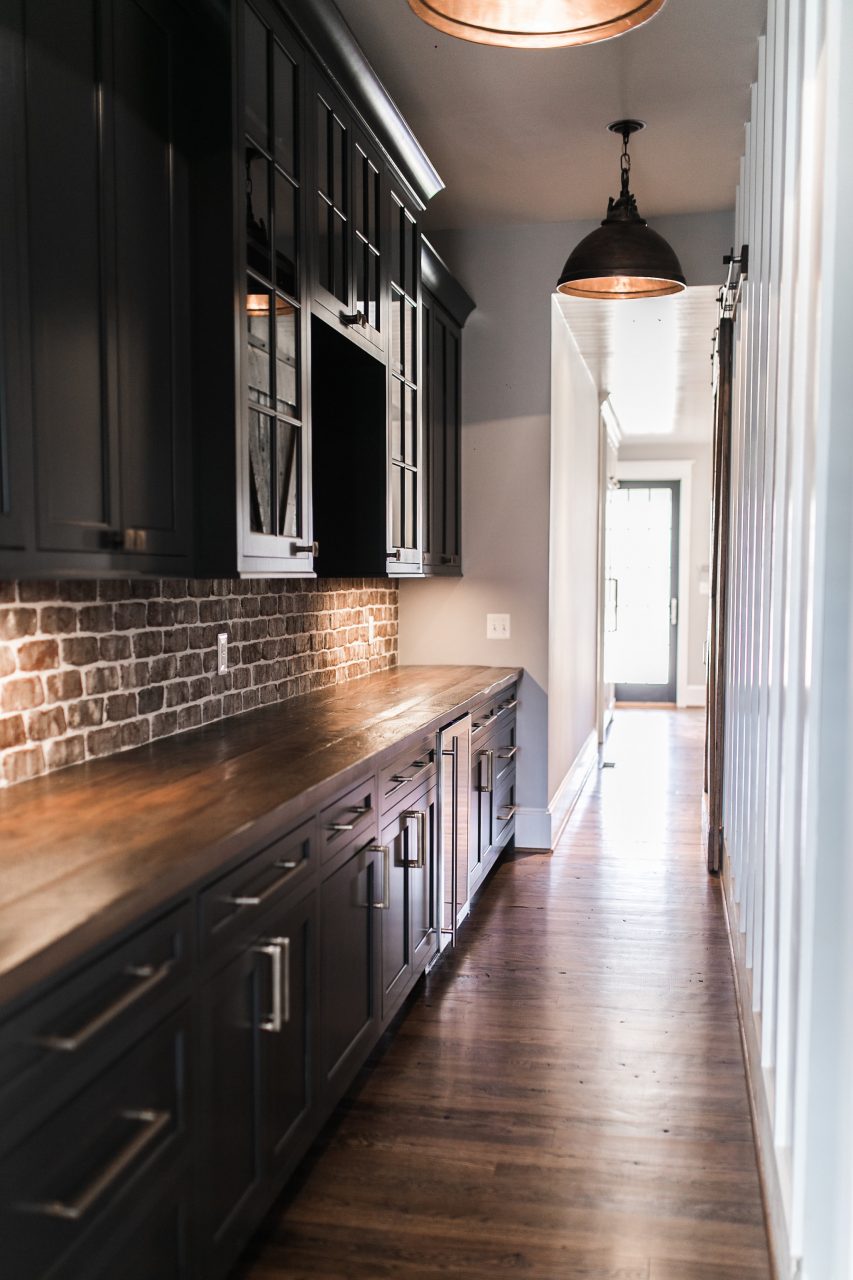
{"left": 614, "top": 459, "right": 694, "bottom": 707}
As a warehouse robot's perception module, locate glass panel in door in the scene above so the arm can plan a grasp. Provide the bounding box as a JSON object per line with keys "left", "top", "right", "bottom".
{"left": 604, "top": 481, "right": 680, "bottom": 702}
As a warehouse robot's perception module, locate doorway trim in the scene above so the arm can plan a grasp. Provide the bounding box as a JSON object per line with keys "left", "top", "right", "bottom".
{"left": 614, "top": 459, "right": 694, "bottom": 707}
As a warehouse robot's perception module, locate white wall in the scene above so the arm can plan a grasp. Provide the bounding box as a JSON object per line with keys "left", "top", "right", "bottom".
{"left": 548, "top": 302, "right": 600, "bottom": 827}
{"left": 720, "top": 2, "right": 853, "bottom": 1277}
{"left": 618, "top": 440, "right": 712, "bottom": 696}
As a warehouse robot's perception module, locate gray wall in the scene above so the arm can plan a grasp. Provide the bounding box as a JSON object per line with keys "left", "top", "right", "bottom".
{"left": 400, "top": 210, "right": 733, "bottom": 844}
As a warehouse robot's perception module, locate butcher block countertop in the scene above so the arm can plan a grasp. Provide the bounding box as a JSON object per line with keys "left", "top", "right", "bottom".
{"left": 0, "top": 664, "right": 520, "bottom": 1006}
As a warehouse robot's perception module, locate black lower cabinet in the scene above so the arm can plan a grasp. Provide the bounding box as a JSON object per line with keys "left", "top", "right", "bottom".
{"left": 0, "top": 1006, "right": 190, "bottom": 1280}
{"left": 198, "top": 885, "right": 316, "bottom": 1280}
{"left": 0, "top": 694, "right": 517, "bottom": 1279}
{"left": 319, "top": 838, "right": 382, "bottom": 1106}
{"left": 379, "top": 780, "right": 438, "bottom": 1020}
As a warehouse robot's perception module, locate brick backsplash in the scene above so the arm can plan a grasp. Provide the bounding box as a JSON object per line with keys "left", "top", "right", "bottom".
{"left": 0, "top": 578, "right": 398, "bottom": 788}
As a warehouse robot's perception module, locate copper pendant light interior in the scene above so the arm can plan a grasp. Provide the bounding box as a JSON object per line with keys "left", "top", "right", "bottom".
{"left": 406, "top": 0, "right": 668, "bottom": 48}
{"left": 556, "top": 120, "right": 686, "bottom": 301}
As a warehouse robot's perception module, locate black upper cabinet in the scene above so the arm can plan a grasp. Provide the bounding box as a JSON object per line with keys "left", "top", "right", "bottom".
{"left": 421, "top": 240, "right": 474, "bottom": 577}
{"left": 0, "top": 0, "right": 194, "bottom": 575}
{"left": 193, "top": 0, "right": 316, "bottom": 578}
{"left": 0, "top": 5, "right": 30, "bottom": 553}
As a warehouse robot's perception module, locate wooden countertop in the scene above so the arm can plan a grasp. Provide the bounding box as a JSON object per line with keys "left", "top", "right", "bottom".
{"left": 0, "top": 664, "right": 519, "bottom": 1007}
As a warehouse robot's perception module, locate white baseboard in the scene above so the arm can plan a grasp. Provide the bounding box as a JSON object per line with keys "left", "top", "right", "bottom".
{"left": 679, "top": 683, "right": 707, "bottom": 707}
{"left": 548, "top": 728, "right": 598, "bottom": 849}
{"left": 721, "top": 851, "right": 791, "bottom": 1280}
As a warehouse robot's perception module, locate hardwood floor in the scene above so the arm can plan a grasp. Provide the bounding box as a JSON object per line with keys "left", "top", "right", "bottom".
{"left": 236, "top": 709, "right": 772, "bottom": 1280}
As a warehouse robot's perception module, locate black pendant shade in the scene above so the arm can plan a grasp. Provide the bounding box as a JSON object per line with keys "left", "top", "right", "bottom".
{"left": 557, "top": 122, "right": 686, "bottom": 300}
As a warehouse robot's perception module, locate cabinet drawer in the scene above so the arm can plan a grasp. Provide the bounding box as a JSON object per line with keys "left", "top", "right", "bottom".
{"left": 471, "top": 684, "right": 518, "bottom": 742}
{"left": 379, "top": 734, "right": 435, "bottom": 812}
{"left": 319, "top": 776, "right": 376, "bottom": 863}
{"left": 0, "top": 905, "right": 190, "bottom": 1145}
{"left": 0, "top": 1006, "right": 189, "bottom": 1280}
{"left": 199, "top": 817, "right": 313, "bottom": 957}
{"left": 494, "top": 776, "right": 518, "bottom": 849}
{"left": 492, "top": 718, "right": 518, "bottom": 787}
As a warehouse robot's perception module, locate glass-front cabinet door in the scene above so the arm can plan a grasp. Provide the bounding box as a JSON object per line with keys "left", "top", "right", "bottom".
{"left": 240, "top": 2, "right": 314, "bottom": 573}
{"left": 387, "top": 183, "right": 422, "bottom": 573}
{"left": 311, "top": 77, "right": 384, "bottom": 355}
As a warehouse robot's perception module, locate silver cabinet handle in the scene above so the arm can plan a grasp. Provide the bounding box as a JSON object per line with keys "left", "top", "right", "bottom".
{"left": 33, "top": 960, "right": 175, "bottom": 1052}
{"left": 367, "top": 844, "right": 391, "bottom": 909}
{"left": 255, "top": 941, "right": 282, "bottom": 1032}
{"left": 388, "top": 758, "right": 429, "bottom": 793}
{"left": 326, "top": 822, "right": 355, "bottom": 833}
{"left": 497, "top": 804, "right": 519, "bottom": 822}
{"left": 340, "top": 309, "right": 368, "bottom": 328}
{"left": 401, "top": 808, "right": 426, "bottom": 869}
{"left": 497, "top": 746, "right": 519, "bottom": 760}
{"left": 293, "top": 540, "right": 319, "bottom": 555}
{"left": 227, "top": 858, "right": 300, "bottom": 908}
{"left": 18, "top": 1108, "right": 171, "bottom": 1221}
{"left": 266, "top": 935, "right": 291, "bottom": 1026}
{"left": 498, "top": 698, "right": 519, "bottom": 714}
{"left": 478, "top": 749, "right": 494, "bottom": 794}
{"left": 349, "top": 803, "right": 372, "bottom": 816}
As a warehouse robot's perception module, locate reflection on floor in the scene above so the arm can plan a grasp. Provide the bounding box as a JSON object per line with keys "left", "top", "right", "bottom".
{"left": 237, "top": 709, "right": 772, "bottom": 1279}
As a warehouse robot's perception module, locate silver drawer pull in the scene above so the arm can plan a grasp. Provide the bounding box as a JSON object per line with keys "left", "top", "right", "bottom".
{"left": 33, "top": 961, "right": 175, "bottom": 1053}
{"left": 255, "top": 936, "right": 291, "bottom": 1032}
{"left": 498, "top": 698, "right": 519, "bottom": 714}
{"left": 478, "top": 749, "right": 494, "bottom": 795}
{"left": 367, "top": 844, "right": 391, "bottom": 910}
{"left": 18, "top": 1108, "right": 171, "bottom": 1221}
{"left": 227, "top": 859, "right": 300, "bottom": 908}
{"left": 497, "top": 746, "right": 519, "bottom": 760}
{"left": 326, "top": 821, "right": 355, "bottom": 833}
{"left": 401, "top": 809, "right": 427, "bottom": 870}
{"left": 497, "top": 804, "right": 519, "bottom": 822}
{"left": 390, "top": 774, "right": 413, "bottom": 785}
{"left": 349, "top": 803, "right": 372, "bottom": 816}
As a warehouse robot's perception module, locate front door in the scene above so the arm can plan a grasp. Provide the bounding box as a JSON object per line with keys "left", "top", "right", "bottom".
{"left": 605, "top": 480, "right": 680, "bottom": 703}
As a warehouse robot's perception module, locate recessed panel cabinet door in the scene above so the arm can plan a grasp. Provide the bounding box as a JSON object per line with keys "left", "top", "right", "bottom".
{"left": 263, "top": 889, "right": 316, "bottom": 1174}
{"left": 111, "top": 0, "right": 191, "bottom": 558}
{"left": 379, "top": 785, "right": 438, "bottom": 1019}
{"left": 319, "top": 841, "right": 380, "bottom": 1104}
{"left": 0, "top": 4, "right": 32, "bottom": 553}
{"left": 199, "top": 946, "right": 265, "bottom": 1269}
{"left": 21, "top": 0, "right": 191, "bottom": 562}
{"left": 24, "top": 0, "right": 117, "bottom": 554}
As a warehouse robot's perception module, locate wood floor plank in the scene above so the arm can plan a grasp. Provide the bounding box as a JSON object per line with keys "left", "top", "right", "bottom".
{"left": 236, "top": 709, "right": 771, "bottom": 1279}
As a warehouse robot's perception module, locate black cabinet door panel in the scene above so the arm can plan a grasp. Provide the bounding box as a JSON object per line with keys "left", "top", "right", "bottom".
{"left": 25, "top": 0, "right": 117, "bottom": 553}
{"left": 319, "top": 840, "right": 379, "bottom": 1102}
{"left": 0, "top": 4, "right": 32, "bottom": 552}
{"left": 111, "top": 0, "right": 191, "bottom": 557}
{"left": 199, "top": 946, "right": 264, "bottom": 1260}
{"left": 263, "top": 889, "right": 316, "bottom": 1171}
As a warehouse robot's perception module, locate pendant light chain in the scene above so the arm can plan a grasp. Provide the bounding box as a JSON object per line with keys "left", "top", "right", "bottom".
{"left": 620, "top": 129, "right": 632, "bottom": 199}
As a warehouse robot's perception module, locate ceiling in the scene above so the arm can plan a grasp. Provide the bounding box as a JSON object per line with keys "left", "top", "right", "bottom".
{"left": 335, "top": 0, "right": 766, "bottom": 231}
{"left": 556, "top": 284, "right": 719, "bottom": 443}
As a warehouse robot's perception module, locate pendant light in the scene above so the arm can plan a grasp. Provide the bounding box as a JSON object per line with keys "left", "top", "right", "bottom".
{"left": 557, "top": 121, "right": 686, "bottom": 300}
{"left": 406, "top": 0, "right": 667, "bottom": 48}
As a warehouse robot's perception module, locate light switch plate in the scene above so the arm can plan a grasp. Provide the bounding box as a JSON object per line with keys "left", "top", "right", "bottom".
{"left": 486, "top": 613, "right": 511, "bottom": 640}
{"left": 217, "top": 632, "right": 228, "bottom": 674}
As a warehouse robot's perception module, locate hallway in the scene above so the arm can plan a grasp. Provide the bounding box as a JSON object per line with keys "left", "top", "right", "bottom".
{"left": 238, "top": 710, "right": 771, "bottom": 1280}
